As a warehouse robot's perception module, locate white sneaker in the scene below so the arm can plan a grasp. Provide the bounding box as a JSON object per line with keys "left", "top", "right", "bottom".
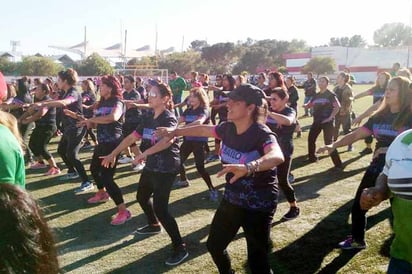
{"left": 132, "top": 162, "right": 145, "bottom": 172}
{"left": 118, "top": 155, "right": 134, "bottom": 164}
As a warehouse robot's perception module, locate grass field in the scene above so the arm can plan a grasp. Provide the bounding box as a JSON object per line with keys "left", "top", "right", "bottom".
{"left": 26, "top": 84, "right": 393, "bottom": 274}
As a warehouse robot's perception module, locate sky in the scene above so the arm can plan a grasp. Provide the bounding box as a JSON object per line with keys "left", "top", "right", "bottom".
{"left": 1, "top": 0, "right": 412, "bottom": 59}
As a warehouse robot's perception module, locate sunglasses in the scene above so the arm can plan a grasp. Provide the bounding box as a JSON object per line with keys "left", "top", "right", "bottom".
{"left": 148, "top": 90, "right": 158, "bottom": 98}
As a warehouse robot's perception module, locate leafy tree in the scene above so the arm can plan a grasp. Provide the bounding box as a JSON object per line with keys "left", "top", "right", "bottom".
{"left": 301, "top": 57, "right": 336, "bottom": 77}
{"left": 18, "top": 56, "right": 63, "bottom": 76}
{"left": 232, "top": 39, "right": 308, "bottom": 74}
{"left": 201, "top": 42, "right": 236, "bottom": 72}
{"left": 0, "top": 57, "right": 18, "bottom": 75}
{"left": 373, "top": 23, "right": 412, "bottom": 47}
{"left": 76, "top": 53, "right": 114, "bottom": 76}
{"left": 329, "top": 35, "right": 367, "bottom": 47}
{"left": 158, "top": 51, "right": 204, "bottom": 75}
{"left": 190, "top": 40, "right": 209, "bottom": 52}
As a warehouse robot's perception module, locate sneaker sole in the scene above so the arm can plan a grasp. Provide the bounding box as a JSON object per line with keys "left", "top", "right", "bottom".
{"left": 88, "top": 198, "right": 110, "bottom": 204}
{"left": 134, "top": 229, "right": 162, "bottom": 235}
{"left": 111, "top": 215, "right": 132, "bottom": 226}
{"left": 165, "top": 252, "right": 189, "bottom": 266}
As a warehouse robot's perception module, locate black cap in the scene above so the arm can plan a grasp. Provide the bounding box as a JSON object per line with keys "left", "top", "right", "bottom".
{"left": 227, "top": 84, "right": 265, "bottom": 106}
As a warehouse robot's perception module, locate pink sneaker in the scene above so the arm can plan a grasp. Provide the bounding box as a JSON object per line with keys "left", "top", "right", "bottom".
{"left": 111, "top": 209, "right": 132, "bottom": 226}
{"left": 30, "top": 162, "right": 48, "bottom": 170}
{"left": 87, "top": 191, "right": 110, "bottom": 204}
{"left": 45, "top": 167, "right": 61, "bottom": 175}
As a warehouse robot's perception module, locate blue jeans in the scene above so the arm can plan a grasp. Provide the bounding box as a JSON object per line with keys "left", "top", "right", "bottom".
{"left": 304, "top": 96, "right": 313, "bottom": 116}
{"left": 388, "top": 257, "right": 412, "bottom": 274}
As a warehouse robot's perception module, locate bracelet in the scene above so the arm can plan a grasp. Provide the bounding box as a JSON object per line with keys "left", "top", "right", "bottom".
{"left": 244, "top": 160, "right": 261, "bottom": 177}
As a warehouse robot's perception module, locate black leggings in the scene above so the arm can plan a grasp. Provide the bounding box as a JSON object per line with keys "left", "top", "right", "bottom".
{"left": 137, "top": 170, "right": 183, "bottom": 247}
{"left": 29, "top": 125, "right": 56, "bottom": 161}
{"left": 85, "top": 128, "right": 97, "bottom": 143}
{"left": 90, "top": 143, "right": 123, "bottom": 205}
{"left": 308, "top": 121, "right": 342, "bottom": 167}
{"left": 276, "top": 155, "right": 296, "bottom": 203}
{"left": 180, "top": 140, "right": 214, "bottom": 190}
{"left": 19, "top": 122, "right": 35, "bottom": 162}
{"left": 351, "top": 155, "right": 385, "bottom": 242}
{"left": 207, "top": 199, "right": 275, "bottom": 274}
{"left": 57, "top": 127, "right": 89, "bottom": 181}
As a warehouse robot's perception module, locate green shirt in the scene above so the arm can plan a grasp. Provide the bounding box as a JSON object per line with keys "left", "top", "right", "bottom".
{"left": 0, "top": 125, "right": 25, "bottom": 188}
{"left": 169, "top": 77, "right": 187, "bottom": 97}
{"left": 383, "top": 130, "right": 412, "bottom": 263}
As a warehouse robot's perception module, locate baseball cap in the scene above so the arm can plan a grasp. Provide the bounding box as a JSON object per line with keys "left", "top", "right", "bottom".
{"left": 0, "top": 71, "right": 6, "bottom": 102}
{"left": 227, "top": 84, "right": 265, "bottom": 106}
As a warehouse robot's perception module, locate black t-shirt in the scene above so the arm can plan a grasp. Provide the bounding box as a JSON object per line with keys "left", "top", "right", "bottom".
{"left": 62, "top": 87, "right": 83, "bottom": 131}
{"left": 95, "top": 98, "right": 124, "bottom": 144}
{"left": 287, "top": 85, "right": 299, "bottom": 110}
{"left": 214, "top": 122, "right": 279, "bottom": 212}
{"left": 266, "top": 106, "right": 296, "bottom": 157}
{"left": 34, "top": 95, "right": 56, "bottom": 127}
{"left": 136, "top": 86, "right": 147, "bottom": 102}
{"left": 135, "top": 109, "right": 180, "bottom": 173}
{"left": 362, "top": 111, "right": 412, "bottom": 150}
{"left": 216, "top": 90, "right": 229, "bottom": 122}
{"left": 10, "top": 93, "right": 33, "bottom": 119}
{"left": 123, "top": 89, "right": 142, "bottom": 124}
{"left": 369, "top": 86, "right": 385, "bottom": 104}
{"left": 303, "top": 78, "right": 317, "bottom": 97}
{"left": 182, "top": 106, "right": 210, "bottom": 142}
{"left": 82, "top": 90, "right": 96, "bottom": 118}
{"left": 309, "top": 90, "right": 340, "bottom": 123}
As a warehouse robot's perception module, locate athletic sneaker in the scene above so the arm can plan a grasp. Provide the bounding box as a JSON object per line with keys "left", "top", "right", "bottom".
{"left": 165, "top": 244, "right": 189, "bottom": 266}
{"left": 111, "top": 209, "right": 132, "bottom": 226}
{"left": 74, "top": 181, "right": 94, "bottom": 193}
{"left": 118, "top": 155, "right": 134, "bottom": 164}
{"left": 59, "top": 172, "right": 80, "bottom": 181}
{"left": 338, "top": 236, "right": 366, "bottom": 250}
{"left": 282, "top": 207, "right": 300, "bottom": 220}
{"left": 209, "top": 190, "right": 218, "bottom": 202}
{"left": 135, "top": 224, "right": 162, "bottom": 235}
{"left": 87, "top": 191, "right": 110, "bottom": 204}
{"left": 132, "top": 162, "right": 145, "bottom": 172}
{"left": 30, "top": 162, "right": 48, "bottom": 170}
{"left": 205, "top": 154, "right": 220, "bottom": 163}
{"left": 45, "top": 167, "right": 61, "bottom": 176}
{"left": 288, "top": 173, "right": 295, "bottom": 183}
{"left": 296, "top": 131, "right": 302, "bottom": 138}
{"left": 347, "top": 145, "right": 354, "bottom": 152}
{"left": 174, "top": 180, "right": 190, "bottom": 188}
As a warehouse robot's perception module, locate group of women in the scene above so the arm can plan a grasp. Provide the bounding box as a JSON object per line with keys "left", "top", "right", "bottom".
{"left": 3, "top": 66, "right": 412, "bottom": 273}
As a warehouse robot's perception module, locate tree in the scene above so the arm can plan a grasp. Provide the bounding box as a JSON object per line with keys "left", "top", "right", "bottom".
{"left": 158, "top": 51, "right": 203, "bottom": 75}
{"left": 0, "top": 58, "right": 18, "bottom": 76}
{"left": 76, "top": 53, "right": 114, "bottom": 76}
{"left": 373, "top": 23, "right": 412, "bottom": 47}
{"left": 189, "top": 40, "right": 209, "bottom": 52}
{"left": 302, "top": 57, "right": 336, "bottom": 77}
{"left": 18, "top": 56, "right": 63, "bottom": 76}
{"left": 329, "top": 35, "right": 367, "bottom": 47}
{"left": 201, "top": 42, "right": 236, "bottom": 72}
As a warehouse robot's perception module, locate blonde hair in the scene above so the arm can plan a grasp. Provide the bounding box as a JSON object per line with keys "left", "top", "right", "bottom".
{"left": 0, "top": 110, "right": 23, "bottom": 148}
{"left": 190, "top": 87, "right": 209, "bottom": 107}
{"left": 373, "top": 76, "right": 412, "bottom": 129}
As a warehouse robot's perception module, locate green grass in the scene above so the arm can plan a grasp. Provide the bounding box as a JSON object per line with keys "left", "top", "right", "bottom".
{"left": 26, "top": 84, "right": 392, "bottom": 273}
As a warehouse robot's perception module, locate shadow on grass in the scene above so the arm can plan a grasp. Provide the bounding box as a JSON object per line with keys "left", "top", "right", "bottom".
{"left": 270, "top": 201, "right": 391, "bottom": 274}
{"left": 108, "top": 225, "right": 211, "bottom": 274}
